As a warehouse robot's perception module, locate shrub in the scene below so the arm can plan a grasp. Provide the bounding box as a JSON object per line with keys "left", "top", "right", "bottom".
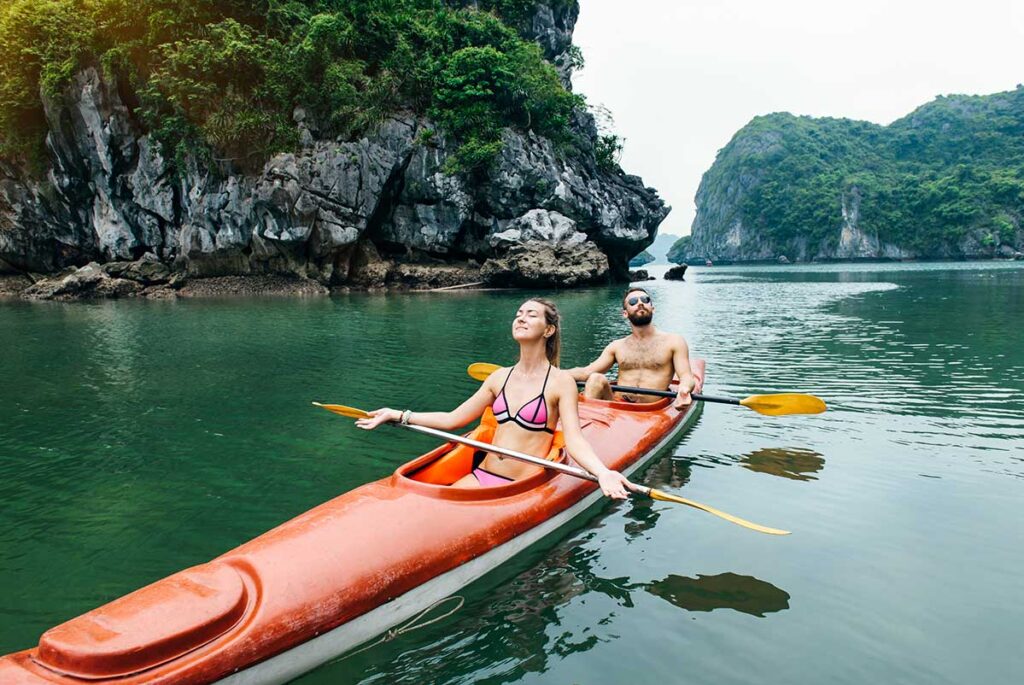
{"left": 0, "top": 0, "right": 585, "bottom": 173}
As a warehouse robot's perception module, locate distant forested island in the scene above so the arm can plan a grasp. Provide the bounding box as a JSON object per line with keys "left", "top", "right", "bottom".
{"left": 671, "top": 86, "right": 1024, "bottom": 264}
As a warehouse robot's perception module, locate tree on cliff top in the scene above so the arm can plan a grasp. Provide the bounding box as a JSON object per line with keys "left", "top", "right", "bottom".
{"left": 0, "top": 0, "right": 583, "bottom": 172}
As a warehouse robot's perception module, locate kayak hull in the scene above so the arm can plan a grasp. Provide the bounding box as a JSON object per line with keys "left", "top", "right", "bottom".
{"left": 0, "top": 363, "right": 704, "bottom": 684}
{"left": 222, "top": 393, "right": 702, "bottom": 685}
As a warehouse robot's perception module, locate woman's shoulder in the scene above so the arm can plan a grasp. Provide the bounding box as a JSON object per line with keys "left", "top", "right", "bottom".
{"left": 479, "top": 365, "right": 511, "bottom": 389}
{"left": 548, "top": 366, "right": 579, "bottom": 392}
{"left": 485, "top": 364, "right": 511, "bottom": 377}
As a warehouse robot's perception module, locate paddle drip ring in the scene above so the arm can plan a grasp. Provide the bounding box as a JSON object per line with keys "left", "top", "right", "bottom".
{"left": 330, "top": 595, "right": 466, "bottom": 663}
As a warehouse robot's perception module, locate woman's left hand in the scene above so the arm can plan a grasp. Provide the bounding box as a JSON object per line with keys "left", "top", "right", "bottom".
{"left": 355, "top": 408, "right": 401, "bottom": 430}
{"left": 596, "top": 469, "right": 634, "bottom": 500}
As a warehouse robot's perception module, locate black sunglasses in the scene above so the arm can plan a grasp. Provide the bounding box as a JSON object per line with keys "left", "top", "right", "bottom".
{"left": 627, "top": 295, "right": 652, "bottom": 306}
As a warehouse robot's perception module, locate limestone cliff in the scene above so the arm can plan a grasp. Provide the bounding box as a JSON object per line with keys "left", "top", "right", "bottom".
{"left": 0, "top": 2, "right": 668, "bottom": 296}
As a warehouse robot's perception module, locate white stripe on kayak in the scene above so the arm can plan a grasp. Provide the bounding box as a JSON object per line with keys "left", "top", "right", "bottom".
{"left": 219, "top": 403, "right": 702, "bottom": 685}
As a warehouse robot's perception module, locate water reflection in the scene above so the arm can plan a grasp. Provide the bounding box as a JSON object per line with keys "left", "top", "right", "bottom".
{"left": 643, "top": 449, "right": 694, "bottom": 490}
{"left": 303, "top": 524, "right": 790, "bottom": 684}
{"left": 645, "top": 573, "right": 790, "bottom": 617}
{"left": 622, "top": 455, "right": 698, "bottom": 540}
{"left": 322, "top": 540, "right": 614, "bottom": 685}
{"left": 675, "top": 447, "right": 825, "bottom": 483}
{"left": 740, "top": 447, "right": 825, "bottom": 481}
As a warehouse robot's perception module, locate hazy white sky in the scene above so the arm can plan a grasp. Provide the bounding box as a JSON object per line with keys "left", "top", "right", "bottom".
{"left": 572, "top": 0, "right": 1024, "bottom": 235}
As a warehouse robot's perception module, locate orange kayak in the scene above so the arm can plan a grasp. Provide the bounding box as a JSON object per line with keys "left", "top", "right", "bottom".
{"left": 0, "top": 361, "right": 704, "bottom": 684}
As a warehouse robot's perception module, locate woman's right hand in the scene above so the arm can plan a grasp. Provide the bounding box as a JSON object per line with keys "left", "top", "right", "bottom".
{"left": 596, "top": 469, "right": 634, "bottom": 500}
{"left": 355, "top": 408, "right": 402, "bottom": 430}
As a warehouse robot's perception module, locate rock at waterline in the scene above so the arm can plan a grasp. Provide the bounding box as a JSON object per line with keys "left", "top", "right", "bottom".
{"left": 22, "top": 263, "right": 143, "bottom": 300}
{"left": 664, "top": 265, "right": 688, "bottom": 281}
{"left": 103, "top": 256, "right": 171, "bottom": 284}
{"left": 0, "top": 275, "right": 32, "bottom": 298}
{"left": 481, "top": 210, "right": 611, "bottom": 287}
{"left": 20, "top": 258, "right": 187, "bottom": 300}
{"left": 481, "top": 242, "right": 609, "bottom": 288}
{"left": 629, "top": 270, "right": 653, "bottom": 281}
{"left": 177, "top": 275, "right": 329, "bottom": 298}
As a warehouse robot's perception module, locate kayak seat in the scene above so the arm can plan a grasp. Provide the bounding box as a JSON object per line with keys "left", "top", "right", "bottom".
{"left": 410, "top": 408, "right": 565, "bottom": 486}
{"left": 34, "top": 562, "right": 248, "bottom": 679}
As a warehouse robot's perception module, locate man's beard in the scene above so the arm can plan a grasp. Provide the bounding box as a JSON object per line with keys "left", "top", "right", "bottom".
{"left": 628, "top": 310, "right": 653, "bottom": 326}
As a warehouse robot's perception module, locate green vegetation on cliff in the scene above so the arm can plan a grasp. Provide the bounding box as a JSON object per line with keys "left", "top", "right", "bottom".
{"left": 628, "top": 249, "right": 653, "bottom": 267}
{"left": 666, "top": 235, "right": 689, "bottom": 263}
{"left": 0, "top": 0, "right": 581, "bottom": 171}
{"left": 695, "top": 87, "right": 1024, "bottom": 257}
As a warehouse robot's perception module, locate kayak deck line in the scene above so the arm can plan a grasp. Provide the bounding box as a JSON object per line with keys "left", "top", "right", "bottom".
{"left": 0, "top": 362, "right": 706, "bottom": 684}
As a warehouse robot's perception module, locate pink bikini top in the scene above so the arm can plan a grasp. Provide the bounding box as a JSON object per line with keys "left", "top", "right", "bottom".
{"left": 491, "top": 365, "right": 554, "bottom": 434}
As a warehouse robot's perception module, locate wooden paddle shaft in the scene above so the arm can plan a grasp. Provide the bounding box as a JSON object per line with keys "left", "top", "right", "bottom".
{"left": 391, "top": 422, "right": 599, "bottom": 483}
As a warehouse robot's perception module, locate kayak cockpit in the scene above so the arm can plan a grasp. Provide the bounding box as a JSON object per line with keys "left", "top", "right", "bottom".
{"left": 393, "top": 395, "right": 679, "bottom": 500}
{"left": 394, "top": 411, "right": 567, "bottom": 499}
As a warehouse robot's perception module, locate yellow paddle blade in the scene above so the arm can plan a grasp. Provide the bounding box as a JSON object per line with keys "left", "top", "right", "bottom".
{"left": 311, "top": 402, "right": 370, "bottom": 419}
{"left": 467, "top": 362, "right": 501, "bottom": 382}
{"left": 739, "top": 393, "right": 827, "bottom": 416}
{"left": 647, "top": 488, "right": 791, "bottom": 535}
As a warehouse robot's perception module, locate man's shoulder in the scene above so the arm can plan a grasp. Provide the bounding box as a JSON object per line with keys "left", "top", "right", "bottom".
{"left": 663, "top": 330, "right": 688, "bottom": 342}
{"left": 658, "top": 330, "right": 689, "bottom": 348}
{"left": 605, "top": 336, "right": 628, "bottom": 351}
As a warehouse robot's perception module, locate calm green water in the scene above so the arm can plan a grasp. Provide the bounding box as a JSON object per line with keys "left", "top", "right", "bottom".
{"left": 1, "top": 262, "right": 1022, "bottom": 684}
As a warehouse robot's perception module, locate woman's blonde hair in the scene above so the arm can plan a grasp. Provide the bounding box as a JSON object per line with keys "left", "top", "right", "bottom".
{"left": 527, "top": 298, "right": 561, "bottom": 366}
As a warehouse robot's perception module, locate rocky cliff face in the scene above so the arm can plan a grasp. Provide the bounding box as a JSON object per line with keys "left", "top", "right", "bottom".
{"left": 684, "top": 126, "right": 914, "bottom": 263}
{"left": 832, "top": 189, "right": 913, "bottom": 260}
{"left": 687, "top": 169, "right": 913, "bottom": 263}
{"left": 685, "top": 128, "right": 777, "bottom": 262}
{"left": 0, "top": 2, "right": 667, "bottom": 297}
{"left": 686, "top": 174, "right": 917, "bottom": 263}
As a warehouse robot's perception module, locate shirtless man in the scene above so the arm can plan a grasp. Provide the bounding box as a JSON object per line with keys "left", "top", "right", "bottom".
{"left": 568, "top": 287, "right": 699, "bottom": 409}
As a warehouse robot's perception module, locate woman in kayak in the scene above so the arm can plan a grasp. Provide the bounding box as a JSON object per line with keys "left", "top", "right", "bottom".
{"left": 356, "top": 298, "right": 634, "bottom": 499}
